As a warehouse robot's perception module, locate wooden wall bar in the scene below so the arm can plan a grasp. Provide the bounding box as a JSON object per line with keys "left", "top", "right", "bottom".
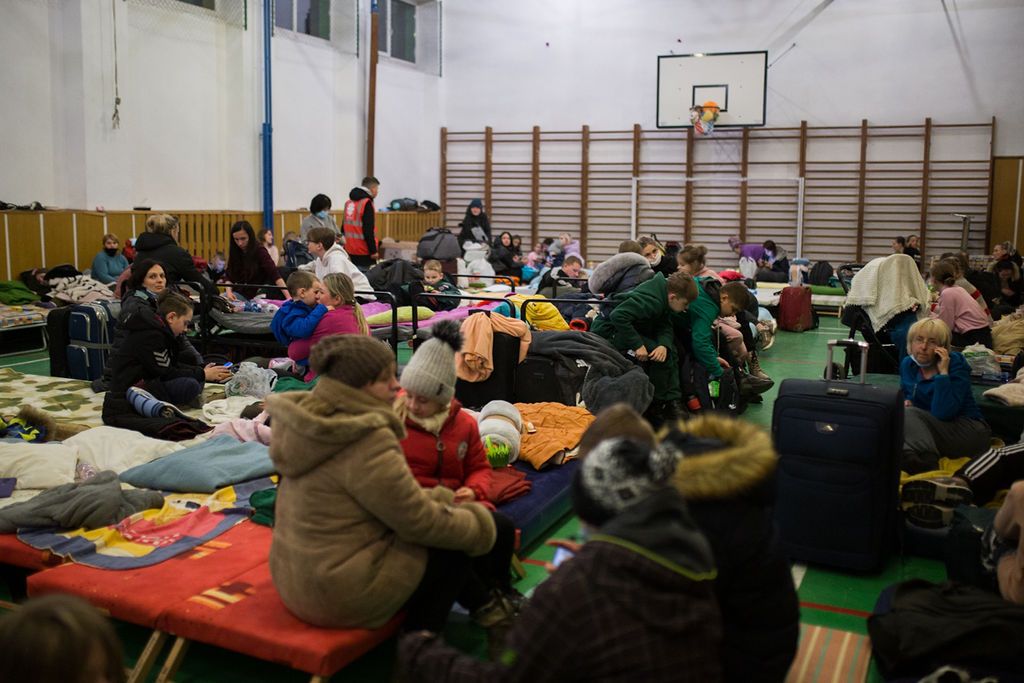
{"left": 442, "top": 119, "right": 996, "bottom": 268}
{"left": 0, "top": 209, "right": 440, "bottom": 281}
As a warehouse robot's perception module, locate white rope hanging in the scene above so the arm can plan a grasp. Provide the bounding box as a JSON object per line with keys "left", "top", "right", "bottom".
{"left": 111, "top": 0, "right": 121, "bottom": 129}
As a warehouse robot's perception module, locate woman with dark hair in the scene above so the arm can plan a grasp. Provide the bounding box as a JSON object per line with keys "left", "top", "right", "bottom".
{"left": 755, "top": 240, "right": 790, "bottom": 283}
{"left": 259, "top": 228, "right": 280, "bottom": 266}
{"left": 92, "top": 259, "right": 203, "bottom": 392}
{"left": 639, "top": 236, "right": 677, "bottom": 278}
{"left": 458, "top": 199, "right": 492, "bottom": 249}
{"left": 992, "top": 259, "right": 1024, "bottom": 317}
{"left": 222, "top": 221, "right": 288, "bottom": 300}
{"left": 300, "top": 193, "right": 338, "bottom": 239}
{"left": 488, "top": 231, "right": 523, "bottom": 280}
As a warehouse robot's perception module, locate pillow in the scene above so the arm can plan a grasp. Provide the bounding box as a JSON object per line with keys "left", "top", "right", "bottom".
{"left": 119, "top": 435, "right": 274, "bottom": 493}
{"left": 64, "top": 425, "right": 188, "bottom": 473}
{"left": 0, "top": 442, "right": 78, "bottom": 489}
{"left": 366, "top": 306, "right": 434, "bottom": 325}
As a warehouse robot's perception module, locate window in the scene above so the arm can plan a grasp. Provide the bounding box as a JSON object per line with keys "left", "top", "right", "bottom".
{"left": 378, "top": 0, "right": 415, "bottom": 64}
{"left": 275, "top": 0, "right": 330, "bottom": 40}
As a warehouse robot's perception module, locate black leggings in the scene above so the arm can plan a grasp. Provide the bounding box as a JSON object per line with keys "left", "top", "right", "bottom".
{"left": 952, "top": 326, "right": 993, "bottom": 349}
{"left": 401, "top": 511, "right": 516, "bottom": 632}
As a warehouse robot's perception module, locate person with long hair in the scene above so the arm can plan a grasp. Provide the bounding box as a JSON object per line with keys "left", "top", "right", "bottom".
{"left": 287, "top": 272, "right": 370, "bottom": 379}
{"left": 259, "top": 227, "right": 280, "bottom": 266}
{"left": 489, "top": 231, "right": 523, "bottom": 280}
{"left": 134, "top": 214, "right": 217, "bottom": 296}
{"left": 639, "top": 236, "right": 677, "bottom": 278}
{"left": 222, "top": 220, "right": 288, "bottom": 300}
{"left": 929, "top": 261, "right": 993, "bottom": 348}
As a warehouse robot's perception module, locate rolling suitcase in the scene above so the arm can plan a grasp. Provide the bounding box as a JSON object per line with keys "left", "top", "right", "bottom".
{"left": 66, "top": 301, "right": 117, "bottom": 381}
{"left": 454, "top": 330, "right": 520, "bottom": 409}
{"left": 777, "top": 285, "right": 815, "bottom": 332}
{"left": 772, "top": 339, "right": 903, "bottom": 571}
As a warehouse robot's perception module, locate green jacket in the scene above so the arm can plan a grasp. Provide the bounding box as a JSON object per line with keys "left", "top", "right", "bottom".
{"left": 675, "top": 282, "right": 723, "bottom": 379}
{"left": 595, "top": 273, "right": 676, "bottom": 353}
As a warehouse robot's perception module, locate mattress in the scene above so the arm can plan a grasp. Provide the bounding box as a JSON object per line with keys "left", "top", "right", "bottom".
{"left": 497, "top": 459, "right": 579, "bottom": 550}
{"left": 754, "top": 282, "right": 846, "bottom": 310}
{"left": 0, "top": 305, "right": 46, "bottom": 329}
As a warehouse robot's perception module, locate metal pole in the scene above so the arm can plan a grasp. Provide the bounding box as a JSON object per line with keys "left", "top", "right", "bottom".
{"left": 261, "top": 0, "right": 273, "bottom": 231}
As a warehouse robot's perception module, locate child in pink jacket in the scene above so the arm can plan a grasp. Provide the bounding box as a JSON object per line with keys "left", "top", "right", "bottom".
{"left": 288, "top": 272, "right": 369, "bottom": 379}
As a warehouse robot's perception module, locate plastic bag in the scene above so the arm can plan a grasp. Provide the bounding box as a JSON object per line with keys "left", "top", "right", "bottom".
{"left": 962, "top": 343, "right": 1000, "bottom": 376}
{"left": 225, "top": 362, "right": 278, "bottom": 398}
{"left": 738, "top": 256, "right": 758, "bottom": 280}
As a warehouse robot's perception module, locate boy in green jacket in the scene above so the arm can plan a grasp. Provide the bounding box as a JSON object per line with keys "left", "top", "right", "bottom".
{"left": 592, "top": 271, "right": 698, "bottom": 424}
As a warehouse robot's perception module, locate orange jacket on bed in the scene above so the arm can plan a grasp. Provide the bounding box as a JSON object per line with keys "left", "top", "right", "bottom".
{"left": 456, "top": 312, "right": 532, "bottom": 382}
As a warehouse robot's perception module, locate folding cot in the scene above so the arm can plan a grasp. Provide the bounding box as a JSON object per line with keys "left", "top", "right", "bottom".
{"left": 26, "top": 520, "right": 401, "bottom": 682}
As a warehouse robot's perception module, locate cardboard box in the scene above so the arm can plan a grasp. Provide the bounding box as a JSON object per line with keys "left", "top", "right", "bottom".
{"left": 379, "top": 239, "right": 419, "bottom": 262}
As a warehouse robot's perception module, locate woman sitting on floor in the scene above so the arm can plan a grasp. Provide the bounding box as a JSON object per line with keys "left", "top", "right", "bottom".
{"left": 264, "top": 335, "right": 496, "bottom": 633}
{"left": 222, "top": 220, "right": 288, "bottom": 301}
{"left": 900, "top": 318, "right": 991, "bottom": 474}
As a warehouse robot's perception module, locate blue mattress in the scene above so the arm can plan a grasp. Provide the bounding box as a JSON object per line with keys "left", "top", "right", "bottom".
{"left": 498, "top": 459, "right": 579, "bottom": 550}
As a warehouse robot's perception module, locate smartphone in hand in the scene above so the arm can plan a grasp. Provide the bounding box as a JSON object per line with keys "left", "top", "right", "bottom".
{"left": 552, "top": 546, "right": 575, "bottom": 568}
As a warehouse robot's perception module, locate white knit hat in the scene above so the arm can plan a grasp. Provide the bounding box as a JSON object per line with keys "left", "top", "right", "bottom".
{"left": 478, "top": 400, "right": 522, "bottom": 467}
{"left": 400, "top": 320, "right": 462, "bottom": 404}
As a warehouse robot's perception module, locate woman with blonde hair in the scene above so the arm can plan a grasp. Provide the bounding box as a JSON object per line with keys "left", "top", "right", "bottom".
{"left": 287, "top": 272, "right": 370, "bottom": 379}
{"left": 134, "top": 213, "right": 218, "bottom": 296}
{"left": 900, "top": 317, "right": 990, "bottom": 475}
{"left": 639, "top": 235, "right": 677, "bottom": 278}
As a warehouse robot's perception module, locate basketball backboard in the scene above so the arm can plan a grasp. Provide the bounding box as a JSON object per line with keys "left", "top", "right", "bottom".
{"left": 657, "top": 51, "right": 768, "bottom": 128}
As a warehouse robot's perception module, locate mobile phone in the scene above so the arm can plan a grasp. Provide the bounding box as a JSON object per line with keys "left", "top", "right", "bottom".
{"left": 552, "top": 546, "right": 575, "bottom": 567}
{"left": 222, "top": 362, "right": 234, "bottom": 369}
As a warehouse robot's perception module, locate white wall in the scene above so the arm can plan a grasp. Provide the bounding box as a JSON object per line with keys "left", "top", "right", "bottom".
{"left": 439, "top": 0, "right": 1024, "bottom": 148}
{"left": 3, "top": 0, "right": 1022, "bottom": 213}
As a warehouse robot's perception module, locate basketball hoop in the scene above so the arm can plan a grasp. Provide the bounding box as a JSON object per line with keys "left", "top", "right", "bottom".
{"left": 690, "top": 100, "right": 721, "bottom": 136}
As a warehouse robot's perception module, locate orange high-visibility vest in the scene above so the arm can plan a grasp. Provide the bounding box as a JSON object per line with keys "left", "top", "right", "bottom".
{"left": 342, "top": 198, "right": 373, "bottom": 256}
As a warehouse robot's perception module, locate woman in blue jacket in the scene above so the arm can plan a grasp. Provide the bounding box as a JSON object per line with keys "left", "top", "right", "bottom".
{"left": 900, "top": 318, "right": 990, "bottom": 474}
{"left": 90, "top": 233, "right": 129, "bottom": 285}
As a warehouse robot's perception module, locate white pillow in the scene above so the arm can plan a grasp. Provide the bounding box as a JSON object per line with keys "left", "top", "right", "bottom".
{"left": 63, "top": 426, "right": 185, "bottom": 473}
{"left": 0, "top": 442, "right": 78, "bottom": 489}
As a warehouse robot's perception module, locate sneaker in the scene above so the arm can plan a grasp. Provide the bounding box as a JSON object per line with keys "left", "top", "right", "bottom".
{"left": 901, "top": 477, "right": 973, "bottom": 507}
{"left": 740, "top": 373, "right": 774, "bottom": 395}
{"left": 470, "top": 594, "right": 514, "bottom": 629}
{"left": 903, "top": 503, "right": 955, "bottom": 529}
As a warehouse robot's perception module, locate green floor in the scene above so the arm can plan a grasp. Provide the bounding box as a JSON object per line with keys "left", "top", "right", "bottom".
{"left": 0, "top": 316, "right": 945, "bottom": 681}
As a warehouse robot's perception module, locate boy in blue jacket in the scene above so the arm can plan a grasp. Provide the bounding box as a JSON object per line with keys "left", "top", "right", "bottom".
{"left": 271, "top": 271, "right": 327, "bottom": 350}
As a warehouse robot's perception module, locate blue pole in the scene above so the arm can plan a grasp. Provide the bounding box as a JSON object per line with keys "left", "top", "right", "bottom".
{"left": 261, "top": 0, "right": 273, "bottom": 231}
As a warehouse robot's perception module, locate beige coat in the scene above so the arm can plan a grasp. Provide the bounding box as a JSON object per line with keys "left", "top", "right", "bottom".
{"left": 265, "top": 377, "right": 497, "bottom": 629}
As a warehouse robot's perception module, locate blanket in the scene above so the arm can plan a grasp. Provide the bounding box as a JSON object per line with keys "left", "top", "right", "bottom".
{"left": 119, "top": 436, "right": 275, "bottom": 493}
{"left": 47, "top": 275, "right": 116, "bottom": 304}
{"left": 0, "top": 471, "right": 163, "bottom": 533}
{"left": 844, "top": 254, "right": 929, "bottom": 331}
{"left": 17, "top": 475, "right": 275, "bottom": 569}
{"left": 529, "top": 330, "right": 654, "bottom": 415}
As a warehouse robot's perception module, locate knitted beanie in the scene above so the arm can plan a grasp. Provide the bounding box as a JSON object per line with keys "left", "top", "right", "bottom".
{"left": 478, "top": 400, "right": 522, "bottom": 467}
{"left": 309, "top": 335, "right": 395, "bottom": 388}
{"left": 400, "top": 320, "right": 462, "bottom": 404}
{"left": 571, "top": 438, "right": 678, "bottom": 526}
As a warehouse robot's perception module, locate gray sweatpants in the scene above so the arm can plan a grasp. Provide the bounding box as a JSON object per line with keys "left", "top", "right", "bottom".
{"left": 902, "top": 406, "right": 991, "bottom": 474}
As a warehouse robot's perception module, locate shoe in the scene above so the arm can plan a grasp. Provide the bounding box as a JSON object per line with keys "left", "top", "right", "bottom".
{"left": 901, "top": 477, "right": 974, "bottom": 507}
{"left": 748, "top": 352, "right": 771, "bottom": 381}
{"left": 125, "top": 387, "right": 188, "bottom": 420}
{"left": 501, "top": 588, "right": 529, "bottom": 616}
{"left": 740, "top": 373, "right": 774, "bottom": 395}
{"left": 470, "top": 593, "right": 514, "bottom": 629}
{"left": 904, "top": 503, "right": 955, "bottom": 529}
{"left": 757, "top": 321, "right": 777, "bottom": 351}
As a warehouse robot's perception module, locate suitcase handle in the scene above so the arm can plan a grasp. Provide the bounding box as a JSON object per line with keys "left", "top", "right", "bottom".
{"left": 827, "top": 339, "right": 869, "bottom": 383}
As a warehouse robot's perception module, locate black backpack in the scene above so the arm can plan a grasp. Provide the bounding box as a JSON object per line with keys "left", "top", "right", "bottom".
{"left": 808, "top": 261, "right": 834, "bottom": 286}
{"left": 390, "top": 197, "right": 418, "bottom": 211}
{"left": 284, "top": 240, "right": 314, "bottom": 269}
{"left": 417, "top": 227, "right": 461, "bottom": 261}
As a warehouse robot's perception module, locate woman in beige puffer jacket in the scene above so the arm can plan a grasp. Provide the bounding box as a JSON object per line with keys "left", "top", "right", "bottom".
{"left": 265, "top": 335, "right": 496, "bottom": 631}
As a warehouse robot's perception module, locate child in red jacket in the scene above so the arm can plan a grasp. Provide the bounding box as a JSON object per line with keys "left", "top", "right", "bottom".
{"left": 396, "top": 320, "right": 523, "bottom": 634}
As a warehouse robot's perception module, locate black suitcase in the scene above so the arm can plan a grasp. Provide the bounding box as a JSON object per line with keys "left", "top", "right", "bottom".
{"left": 454, "top": 330, "right": 520, "bottom": 409}
{"left": 46, "top": 307, "right": 73, "bottom": 378}
{"left": 66, "top": 301, "right": 117, "bottom": 381}
{"left": 772, "top": 339, "right": 903, "bottom": 571}
{"left": 513, "top": 354, "right": 587, "bottom": 405}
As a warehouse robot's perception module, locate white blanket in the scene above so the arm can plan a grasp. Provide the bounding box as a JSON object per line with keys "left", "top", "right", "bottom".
{"left": 844, "top": 254, "right": 930, "bottom": 331}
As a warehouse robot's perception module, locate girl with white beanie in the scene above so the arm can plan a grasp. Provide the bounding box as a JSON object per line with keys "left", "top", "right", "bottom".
{"left": 396, "top": 320, "right": 525, "bottom": 634}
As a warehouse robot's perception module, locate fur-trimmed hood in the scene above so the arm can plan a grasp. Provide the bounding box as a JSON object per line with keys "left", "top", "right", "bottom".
{"left": 589, "top": 252, "right": 654, "bottom": 295}
{"left": 664, "top": 414, "right": 777, "bottom": 501}
{"left": 265, "top": 377, "right": 405, "bottom": 478}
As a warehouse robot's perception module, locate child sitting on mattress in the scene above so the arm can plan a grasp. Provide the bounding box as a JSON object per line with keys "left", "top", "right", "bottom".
{"left": 269, "top": 270, "right": 328, "bottom": 356}
{"left": 105, "top": 290, "right": 231, "bottom": 412}
{"left": 394, "top": 320, "right": 522, "bottom": 643}
{"left": 287, "top": 272, "right": 369, "bottom": 378}
{"left": 409, "top": 259, "right": 460, "bottom": 311}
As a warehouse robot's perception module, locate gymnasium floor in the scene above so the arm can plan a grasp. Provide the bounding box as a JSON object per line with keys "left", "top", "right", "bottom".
{"left": 0, "top": 316, "right": 945, "bottom": 681}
